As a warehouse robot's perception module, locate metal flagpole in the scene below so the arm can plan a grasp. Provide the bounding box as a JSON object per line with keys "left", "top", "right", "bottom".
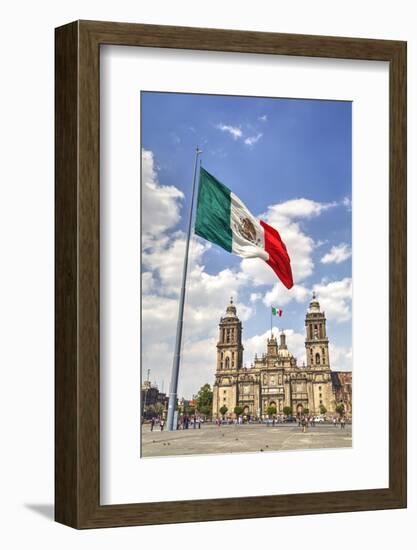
{"left": 166, "top": 147, "right": 202, "bottom": 431}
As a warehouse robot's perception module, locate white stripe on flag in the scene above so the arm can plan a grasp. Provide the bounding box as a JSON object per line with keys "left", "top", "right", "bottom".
{"left": 230, "top": 192, "right": 268, "bottom": 260}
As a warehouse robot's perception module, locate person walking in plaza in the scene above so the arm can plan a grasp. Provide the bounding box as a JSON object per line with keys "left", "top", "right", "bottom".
{"left": 340, "top": 416, "right": 345, "bottom": 429}
{"left": 301, "top": 415, "right": 307, "bottom": 433}
{"left": 160, "top": 418, "right": 165, "bottom": 431}
{"left": 150, "top": 417, "right": 155, "bottom": 432}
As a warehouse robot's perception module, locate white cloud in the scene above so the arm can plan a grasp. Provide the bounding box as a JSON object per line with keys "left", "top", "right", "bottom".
{"left": 216, "top": 123, "right": 243, "bottom": 140}
{"left": 142, "top": 334, "right": 218, "bottom": 399}
{"left": 240, "top": 198, "right": 336, "bottom": 286}
{"left": 179, "top": 337, "right": 217, "bottom": 397}
{"left": 142, "top": 232, "right": 209, "bottom": 296}
{"left": 313, "top": 278, "right": 352, "bottom": 323}
{"left": 142, "top": 271, "right": 155, "bottom": 293}
{"left": 343, "top": 196, "right": 352, "bottom": 211}
{"left": 142, "top": 149, "right": 184, "bottom": 249}
{"left": 258, "top": 115, "right": 268, "bottom": 122}
{"left": 244, "top": 133, "right": 263, "bottom": 146}
{"left": 267, "top": 198, "right": 337, "bottom": 223}
{"left": 329, "top": 343, "right": 352, "bottom": 371}
{"left": 216, "top": 124, "right": 263, "bottom": 147}
{"left": 263, "top": 284, "right": 310, "bottom": 307}
{"left": 250, "top": 292, "right": 262, "bottom": 303}
{"left": 321, "top": 243, "right": 352, "bottom": 264}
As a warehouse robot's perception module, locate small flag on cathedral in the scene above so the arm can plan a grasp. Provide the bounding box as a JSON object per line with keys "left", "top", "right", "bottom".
{"left": 195, "top": 167, "right": 293, "bottom": 289}
{"left": 272, "top": 307, "right": 283, "bottom": 317}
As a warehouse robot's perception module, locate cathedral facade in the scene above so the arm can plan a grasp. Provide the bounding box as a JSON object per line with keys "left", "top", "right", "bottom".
{"left": 212, "top": 294, "right": 351, "bottom": 419}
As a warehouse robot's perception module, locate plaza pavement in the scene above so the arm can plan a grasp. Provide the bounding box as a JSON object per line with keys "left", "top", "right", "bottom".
{"left": 141, "top": 422, "right": 352, "bottom": 457}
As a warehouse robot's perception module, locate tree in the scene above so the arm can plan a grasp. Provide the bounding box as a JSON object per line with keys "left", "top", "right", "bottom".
{"left": 234, "top": 405, "right": 244, "bottom": 417}
{"left": 219, "top": 405, "right": 228, "bottom": 418}
{"left": 283, "top": 406, "right": 292, "bottom": 416}
{"left": 154, "top": 402, "right": 164, "bottom": 417}
{"left": 195, "top": 383, "right": 213, "bottom": 417}
{"left": 319, "top": 404, "right": 327, "bottom": 415}
{"left": 145, "top": 404, "right": 156, "bottom": 419}
{"left": 267, "top": 405, "right": 277, "bottom": 417}
{"left": 336, "top": 403, "right": 345, "bottom": 417}
{"left": 303, "top": 408, "right": 309, "bottom": 415}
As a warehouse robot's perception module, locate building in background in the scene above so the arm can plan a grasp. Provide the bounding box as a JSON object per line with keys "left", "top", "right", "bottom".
{"left": 141, "top": 380, "right": 168, "bottom": 419}
{"left": 212, "top": 295, "right": 352, "bottom": 419}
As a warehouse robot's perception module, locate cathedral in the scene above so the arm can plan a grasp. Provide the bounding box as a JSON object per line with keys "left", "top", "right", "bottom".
{"left": 212, "top": 293, "right": 352, "bottom": 419}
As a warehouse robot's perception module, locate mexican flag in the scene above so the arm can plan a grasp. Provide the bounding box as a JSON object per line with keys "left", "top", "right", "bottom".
{"left": 272, "top": 307, "right": 283, "bottom": 317}
{"left": 195, "top": 168, "right": 293, "bottom": 289}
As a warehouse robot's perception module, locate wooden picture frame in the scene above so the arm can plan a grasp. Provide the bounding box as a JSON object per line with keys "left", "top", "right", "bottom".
{"left": 55, "top": 20, "right": 407, "bottom": 528}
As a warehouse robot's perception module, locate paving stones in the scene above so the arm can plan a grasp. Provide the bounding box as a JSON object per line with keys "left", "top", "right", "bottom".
{"left": 142, "top": 423, "right": 352, "bottom": 458}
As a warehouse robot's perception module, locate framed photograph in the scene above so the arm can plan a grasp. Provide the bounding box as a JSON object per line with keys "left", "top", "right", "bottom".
{"left": 55, "top": 20, "right": 406, "bottom": 528}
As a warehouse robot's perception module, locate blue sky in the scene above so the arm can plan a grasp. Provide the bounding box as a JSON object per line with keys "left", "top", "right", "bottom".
{"left": 141, "top": 91, "right": 352, "bottom": 398}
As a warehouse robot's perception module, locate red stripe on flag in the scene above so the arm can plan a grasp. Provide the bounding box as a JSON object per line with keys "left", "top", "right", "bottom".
{"left": 260, "top": 220, "right": 293, "bottom": 289}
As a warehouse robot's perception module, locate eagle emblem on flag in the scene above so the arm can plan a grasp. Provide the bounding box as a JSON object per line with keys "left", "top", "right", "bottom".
{"left": 235, "top": 217, "right": 261, "bottom": 246}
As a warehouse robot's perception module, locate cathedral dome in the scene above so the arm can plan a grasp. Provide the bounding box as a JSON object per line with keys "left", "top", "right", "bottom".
{"left": 225, "top": 297, "right": 237, "bottom": 317}
{"left": 277, "top": 332, "right": 293, "bottom": 359}
{"left": 308, "top": 291, "right": 321, "bottom": 312}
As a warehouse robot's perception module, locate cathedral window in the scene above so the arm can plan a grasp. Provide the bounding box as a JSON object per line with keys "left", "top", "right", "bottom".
{"left": 314, "top": 325, "right": 318, "bottom": 339}
{"left": 220, "top": 362, "right": 223, "bottom": 369}
{"left": 225, "top": 357, "right": 230, "bottom": 369}
{"left": 315, "top": 353, "right": 320, "bottom": 365}
{"left": 226, "top": 330, "right": 231, "bottom": 343}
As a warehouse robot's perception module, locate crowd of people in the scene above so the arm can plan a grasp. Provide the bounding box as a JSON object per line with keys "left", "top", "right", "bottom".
{"left": 177, "top": 415, "right": 203, "bottom": 430}
{"left": 298, "top": 415, "right": 347, "bottom": 432}
{"left": 147, "top": 414, "right": 348, "bottom": 432}
{"left": 148, "top": 415, "right": 204, "bottom": 431}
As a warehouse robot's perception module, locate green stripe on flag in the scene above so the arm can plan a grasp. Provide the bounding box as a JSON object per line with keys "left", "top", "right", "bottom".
{"left": 195, "top": 168, "right": 233, "bottom": 252}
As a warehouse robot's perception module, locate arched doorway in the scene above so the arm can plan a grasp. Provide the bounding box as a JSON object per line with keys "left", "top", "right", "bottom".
{"left": 296, "top": 403, "right": 304, "bottom": 417}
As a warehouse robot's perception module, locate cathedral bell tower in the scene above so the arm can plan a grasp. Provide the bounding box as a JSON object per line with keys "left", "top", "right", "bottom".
{"left": 216, "top": 297, "right": 243, "bottom": 372}
{"left": 213, "top": 298, "right": 244, "bottom": 418}
{"left": 305, "top": 292, "right": 330, "bottom": 369}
